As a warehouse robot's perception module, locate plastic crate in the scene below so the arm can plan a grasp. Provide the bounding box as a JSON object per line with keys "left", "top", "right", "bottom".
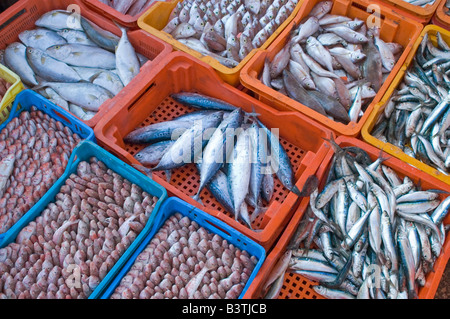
{"left": 94, "top": 51, "right": 334, "bottom": 251}
{"left": 81, "top": 0, "right": 162, "bottom": 29}
{"left": 362, "top": 25, "right": 450, "bottom": 186}
{"left": 239, "top": 0, "right": 423, "bottom": 138}
{"left": 0, "top": 63, "right": 24, "bottom": 125}
{"left": 136, "top": 0, "right": 304, "bottom": 87}
{"left": 243, "top": 136, "right": 450, "bottom": 299}
{"left": 434, "top": 0, "right": 450, "bottom": 30}
{"left": 0, "top": 89, "right": 96, "bottom": 246}
{"left": 0, "top": 0, "right": 173, "bottom": 129}
{"left": 100, "top": 196, "right": 266, "bottom": 299}
{"left": 0, "top": 140, "right": 169, "bottom": 299}
{"left": 371, "top": 0, "right": 444, "bottom": 25}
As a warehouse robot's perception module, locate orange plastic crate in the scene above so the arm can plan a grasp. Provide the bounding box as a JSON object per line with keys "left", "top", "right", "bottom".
{"left": 239, "top": 0, "right": 423, "bottom": 138}
{"left": 434, "top": 0, "right": 450, "bottom": 30}
{"left": 0, "top": 0, "right": 173, "bottom": 129}
{"left": 81, "top": 0, "right": 162, "bottom": 29}
{"left": 244, "top": 136, "right": 450, "bottom": 299}
{"left": 94, "top": 52, "right": 335, "bottom": 251}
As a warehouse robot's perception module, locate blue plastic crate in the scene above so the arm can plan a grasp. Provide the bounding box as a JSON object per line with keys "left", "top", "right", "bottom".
{"left": 0, "top": 89, "right": 96, "bottom": 246}
{"left": 0, "top": 89, "right": 95, "bottom": 141}
{"left": 100, "top": 197, "right": 266, "bottom": 299}
{"left": 0, "top": 140, "right": 168, "bottom": 299}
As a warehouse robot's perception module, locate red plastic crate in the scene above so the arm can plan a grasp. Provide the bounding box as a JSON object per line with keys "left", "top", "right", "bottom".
{"left": 0, "top": 0, "right": 173, "bottom": 129}
{"left": 81, "top": 0, "right": 162, "bottom": 29}
{"left": 244, "top": 136, "right": 450, "bottom": 299}
{"left": 94, "top": 52, "right": 335, "bottom": 251}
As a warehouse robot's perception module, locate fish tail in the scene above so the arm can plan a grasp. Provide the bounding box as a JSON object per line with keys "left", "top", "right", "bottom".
{"left": 322, "top": 135, "right": 343, "bottom": 154}
{"left": 244, "top": 105, "right": 261, "bottom": 123}
{"left": 191, "top": 192, "right": 204, "bottom": 206}
{"left": 32, "top": 81, "right": 51, "bottom": 92}
{"left": 131, "top": 163, "right": 153, "bottom": 179}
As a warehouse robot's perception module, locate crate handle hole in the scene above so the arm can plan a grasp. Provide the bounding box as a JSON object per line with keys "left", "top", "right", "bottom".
{"left": 52, "top": 109, "right": 72, "bottom": 126}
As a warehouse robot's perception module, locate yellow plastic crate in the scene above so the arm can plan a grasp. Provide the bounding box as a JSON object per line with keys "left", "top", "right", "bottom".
{"left": 137, "top": 0, "right": 303, "bottom": 87}
{"left": 0, "top": 63, "right": 24, "bottom": 124}
{"left": 362, "top": 24, "right": 450, "bottom": 186}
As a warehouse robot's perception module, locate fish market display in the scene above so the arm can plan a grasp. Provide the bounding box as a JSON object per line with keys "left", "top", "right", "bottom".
{"left": 95, "top": 0, "right": 158, "bottom": 16}
{"left": 0, "top": 107, "right": 82, "bottom": 235}
{"left": 162, "top": 0, "right": 299, "bottom": 67}
{"left": 0, "top": 157, "right": 159, "bottom": 299}
{"left": 371, "top": 32, "right": 450, "bottom": 175}
{"left": 2, "top": 10, "right": 145, "bottom": 121}
{"left": 263, "top": 140, "right": 450, "bottom": 299}
{"left": 259, "top": 1, "right": 403, "bottom": 124}
{"left": 110, "top": 212, "right": 258, "bottom": 299}
{"left": 0, "top": 77, "right": 13, "bottom": 103}
{"left": 126, "top": 92, "right": 299, "bottom": 229}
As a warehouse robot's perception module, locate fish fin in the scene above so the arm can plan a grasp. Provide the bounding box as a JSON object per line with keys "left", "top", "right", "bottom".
{"left": 251, "top": 205, "right": 267, "bottom": 223}
{"left": 376, "top": 148, "right": 392, "bottom": 165}
{"left": 244, "top": 105, "right": 261, "bottom": 123}
{"left": 322, "top": 135, "right": 344, "bottom": 155}
{"left": 191, "top": 193, "right": 204, "bottom": 206}
{"left": 131, "top": 163, "right": 153, "bottom": 179}
{"left": 32, "top": 81, "right": 51, "bottom": 91}
{"left": 164, "top": 170, "right": 172, "bottom": 183}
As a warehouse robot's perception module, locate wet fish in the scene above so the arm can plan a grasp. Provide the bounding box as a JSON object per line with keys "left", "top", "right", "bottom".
{"left": 26, "top": 47, "right": 82, "bottom": 83}
{"left": 45, "top": 44, "right": 117, "bottom": 69}
{"left": 19, "top": 28, "right": 67, "bottom": 51}
{"left": 4, "top": 42, "right": 39, "bottom": 86}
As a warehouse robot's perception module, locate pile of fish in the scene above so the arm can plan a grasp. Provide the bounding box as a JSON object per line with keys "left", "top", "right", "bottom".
{"left": 126, "top": 92, "right": 298, "bottom": 229}
{"left": 0, "top": 157, "right": 159, "bottom": 299}
{"left": 1, "top": 10, "right": 145, "bottom": 121}
{"left": 162, "top": 0, "right": 299, "bottom": 67}
{"left": 263, "top": 140, "right": 450, "bottom": 299}
{"left": 110, "top": 212, "right": 258, "bottom": 299}
{"left": 0, "top": 77, "right": 13, "bottom": 103}
{"left": 371, "top": 32, "right": 450, "bottom": 174}
{"left": 0, "top": 107, "right": 82, "bottom": 235}
{"left": 96, "top": 0, "right": 157, "bottom": 16}
{"left": 260, "top": 1, "right": 403, "bottom": 124}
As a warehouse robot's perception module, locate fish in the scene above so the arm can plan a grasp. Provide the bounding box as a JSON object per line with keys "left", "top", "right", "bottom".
{"left": 91, "top": 71, "right": 125, "bottom": 95}
{"left": 265, "top": 139, "right": 450, "bottom": 299}
{"left": 57, "top": 29, "right": 98, "bottom": 46}
{"left": 139, "top": 112, "right": 224, "bottom": 178}
{"left": 35, "top": 10, "right": 83, "bottom": 31}
{"left": 162, "top": 0, "right": 298, "bottom": 67}
{"left": 370, "top": 30, "right": 450, "bottom": 174}
{"left": 282, "top": 69, "right": 327, "bottom": 116}
{"left": 80, "top": 17, "right": 120, "bottom": 52}
{"left": 4, "top": 42, "right": 39, "bottom": 86}
{"left": 26, "top": 47, "right": 83, "bottom": 83}
{"left": 193, "top": 108, "right": 244, "bottom": 202}
{"left": 34, "top": 81, "right": 114, "bottom": 112}
{"left": 45, "top": 43, "right": 117, "bottom": 69}
{"left": 114, "top": 24, "right": 141, "bottom": 86}
{"left": 227, "top": 129, "right": 252, "bottom": 217}
{"left": 19, "top": 28, "right": 67, "bottom": 51}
